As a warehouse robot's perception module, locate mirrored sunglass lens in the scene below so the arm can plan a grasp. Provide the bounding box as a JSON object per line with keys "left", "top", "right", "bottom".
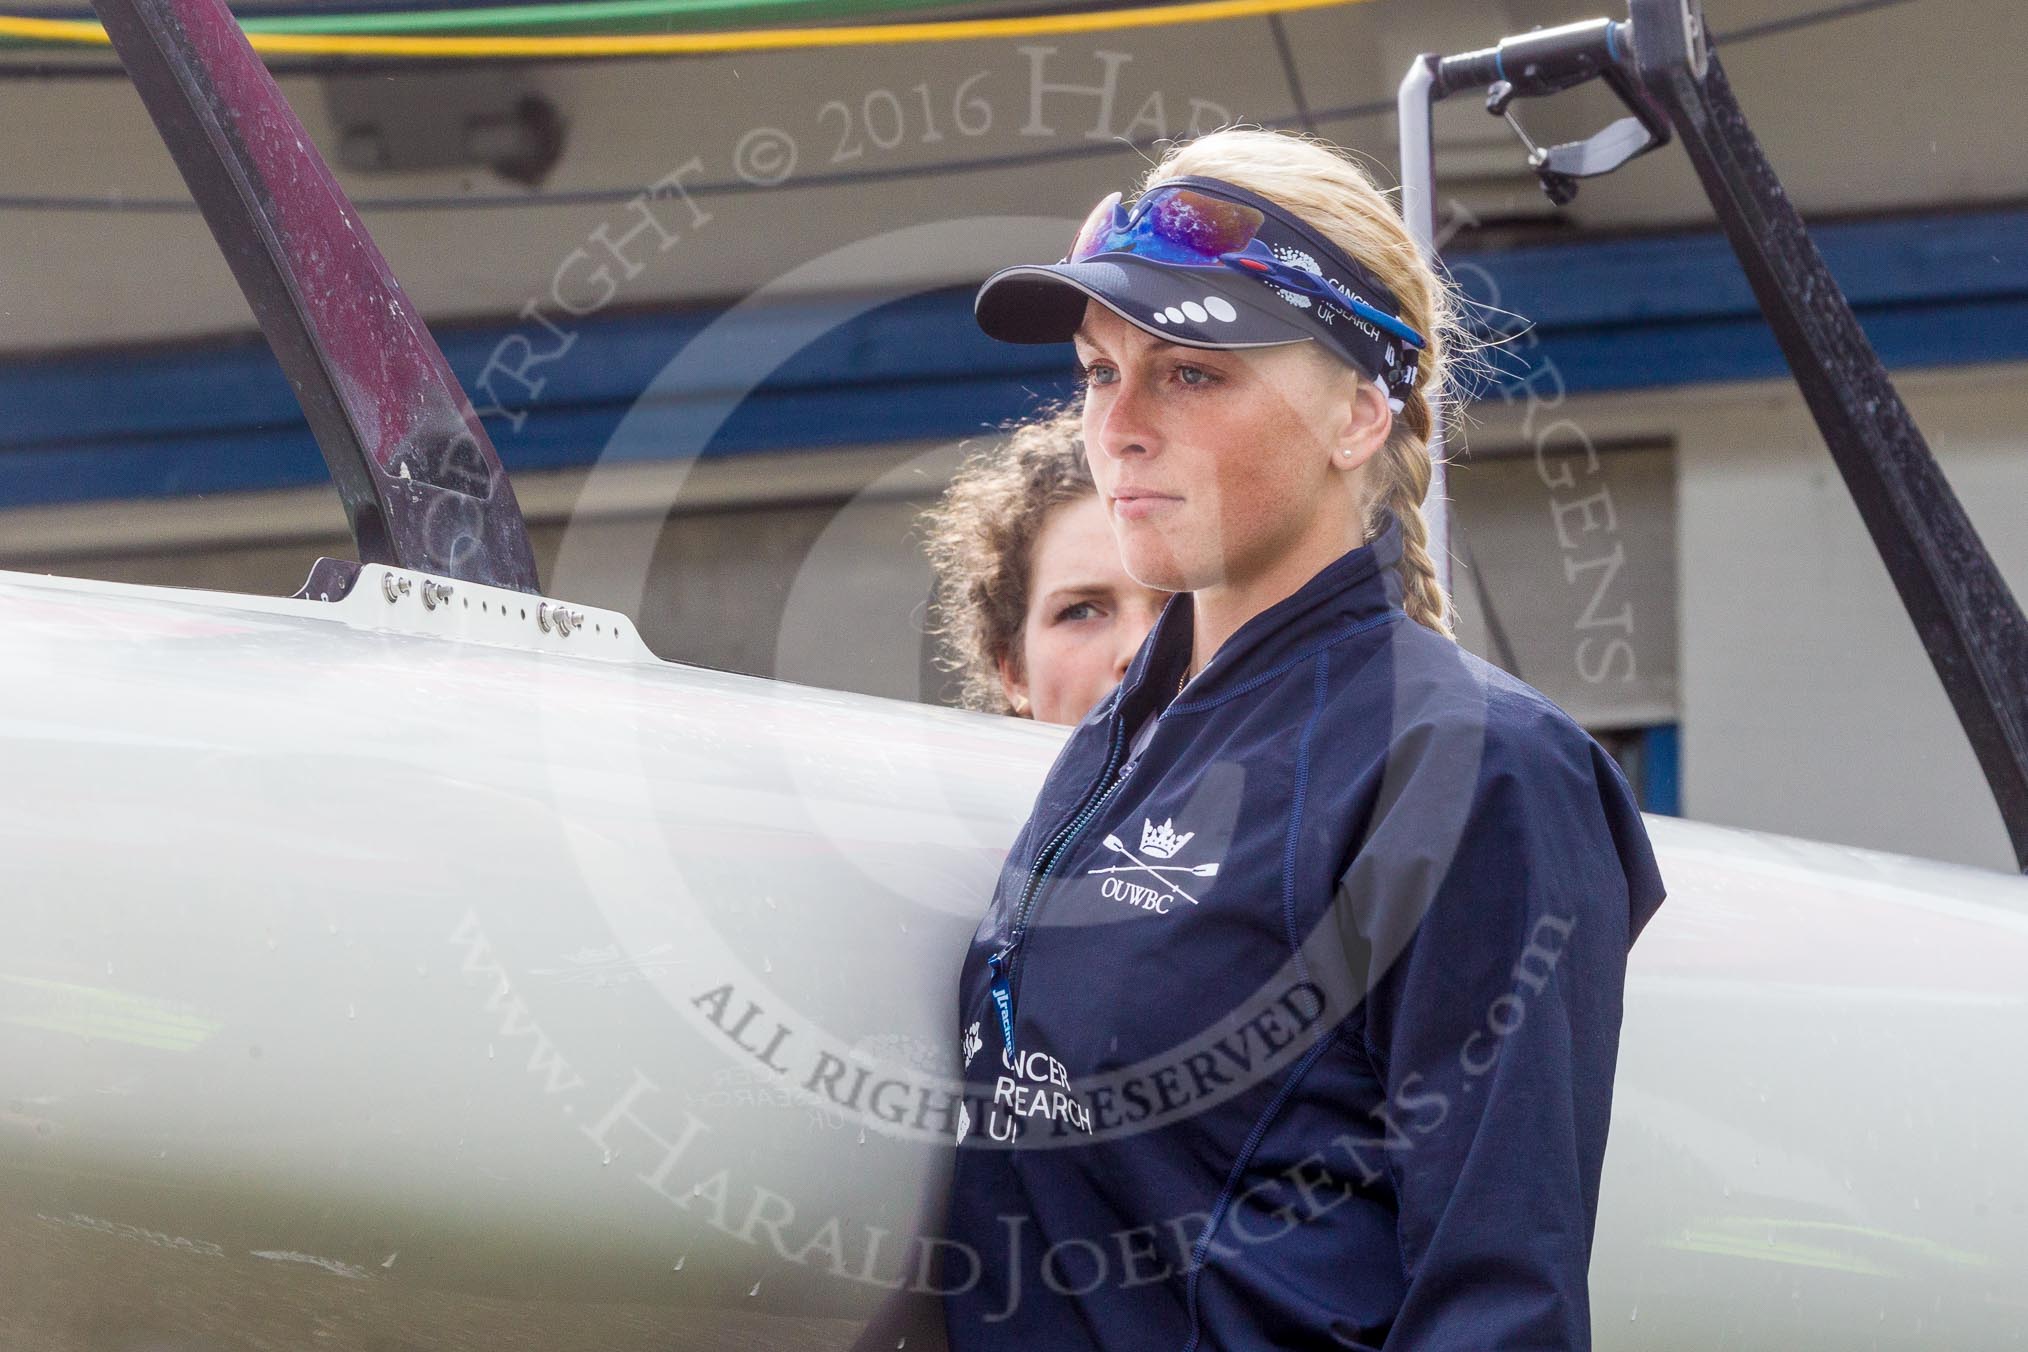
{"left": 1146, "top": 190, "right": 1264, "bottom": 259}
{"left": 1068, "top": 191, "right": 1123, "bottom": 261}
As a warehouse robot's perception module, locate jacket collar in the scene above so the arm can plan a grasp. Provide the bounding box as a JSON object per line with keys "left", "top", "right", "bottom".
{"left": 1113, "top": 506, "right": 1408, "bottom": 722}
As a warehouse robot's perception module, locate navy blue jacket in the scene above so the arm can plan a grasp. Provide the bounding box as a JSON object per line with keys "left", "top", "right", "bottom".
{"left": 940, "top": 507, "right": 1668, "bottom": 1350}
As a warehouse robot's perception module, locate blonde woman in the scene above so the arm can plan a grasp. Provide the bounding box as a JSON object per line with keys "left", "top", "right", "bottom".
{"left": 922, "top": 402, "right": 1171, "bottom": 726}
{"left": 940, "top": 129, "right": 1668, "bottom": 1349}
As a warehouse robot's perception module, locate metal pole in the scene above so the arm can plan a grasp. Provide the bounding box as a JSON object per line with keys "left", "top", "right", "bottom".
{"left": 1624, "top": 0, "right": 2028, "bottom": 869}
{"left": 1395, "top": 53, "right": 1451, "bottom": 609}
{"left": 91, "top": 0, "right": 541, "bottom": 594}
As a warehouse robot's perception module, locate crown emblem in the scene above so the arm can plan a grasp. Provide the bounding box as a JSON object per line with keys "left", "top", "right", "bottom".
{"left": 1141, "top": 818, "right": 1194, "bottom": 859}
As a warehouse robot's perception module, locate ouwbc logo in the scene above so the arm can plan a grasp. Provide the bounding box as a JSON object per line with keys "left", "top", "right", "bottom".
{"left": 1085, "top": 817, "right": 1222, "bottom": 915}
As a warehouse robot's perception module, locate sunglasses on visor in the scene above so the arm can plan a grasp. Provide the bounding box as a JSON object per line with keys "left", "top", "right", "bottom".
{"left": 1065, "top": 185, "right": 1428, "bottom": 351}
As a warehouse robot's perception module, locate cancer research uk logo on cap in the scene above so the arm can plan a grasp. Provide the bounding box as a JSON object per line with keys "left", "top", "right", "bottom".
{"left": 1083, "top": 817, "right": 1222, "bottom": 916}
{"left": 1267, "top": 243, "right": 1388, "bottom": 346}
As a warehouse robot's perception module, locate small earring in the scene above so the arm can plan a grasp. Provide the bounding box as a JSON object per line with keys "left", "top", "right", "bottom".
{"left": 1011, "top": 695, "right": 1030, "bottom": 716}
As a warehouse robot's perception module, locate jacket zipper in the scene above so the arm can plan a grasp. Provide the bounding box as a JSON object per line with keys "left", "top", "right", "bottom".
{"left": 989, "top": 716, "right": 1133, "bottom": 1053}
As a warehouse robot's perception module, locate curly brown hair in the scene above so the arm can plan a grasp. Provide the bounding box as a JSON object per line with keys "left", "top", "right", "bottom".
{"left": 919, "top": 400, "right": 1094, "bottom": 715}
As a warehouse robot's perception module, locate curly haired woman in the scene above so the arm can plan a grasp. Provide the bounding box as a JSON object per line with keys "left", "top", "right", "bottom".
{"left": 922, "top": 402, "right": 1170, "bottom": 726}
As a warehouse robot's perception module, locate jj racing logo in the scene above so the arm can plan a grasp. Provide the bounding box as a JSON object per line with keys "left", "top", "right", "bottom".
{"left": 1085, "top": 817, "right": 1220, "bottom": 916}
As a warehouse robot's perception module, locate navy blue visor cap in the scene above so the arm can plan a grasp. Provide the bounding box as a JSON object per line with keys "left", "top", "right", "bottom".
{"left": 974, "top": 174, "right": 1425, "bottom": 411}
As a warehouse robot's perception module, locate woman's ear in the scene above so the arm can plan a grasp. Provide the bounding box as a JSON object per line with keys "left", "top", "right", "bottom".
{"left": 1331, "top": 373, "right": 1393, "bottom": 475}
{"left": 996, "top": 650, "right": 1032, "bottom": 718}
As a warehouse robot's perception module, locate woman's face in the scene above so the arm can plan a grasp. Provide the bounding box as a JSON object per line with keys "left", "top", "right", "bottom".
{"left": 1071, "top": 300, "right": 1389, "bottom": 595}
{"left": 999, "top": 491, "right": 1172, "bottom": 726}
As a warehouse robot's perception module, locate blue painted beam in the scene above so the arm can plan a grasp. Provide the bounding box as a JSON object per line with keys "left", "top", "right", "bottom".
{"left": 2, "top": 203, "right": 2024, "bottom": 510}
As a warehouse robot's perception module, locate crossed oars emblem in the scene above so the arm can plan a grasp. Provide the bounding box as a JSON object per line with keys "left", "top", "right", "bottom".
{"left": 1091, "top": 834, "right": 1220, "bottom": 906}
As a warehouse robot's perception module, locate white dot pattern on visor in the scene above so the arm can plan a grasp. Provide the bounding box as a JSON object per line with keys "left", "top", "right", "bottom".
{"left": 1151, "top": 296, "right": 1242, "bottom": 327}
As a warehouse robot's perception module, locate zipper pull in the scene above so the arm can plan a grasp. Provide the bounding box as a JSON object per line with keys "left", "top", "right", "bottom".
{"left": 986, "top": 945, "right": 1017, "bottom": 1053}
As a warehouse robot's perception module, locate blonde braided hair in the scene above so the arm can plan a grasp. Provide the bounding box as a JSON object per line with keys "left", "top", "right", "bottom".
{"left": 1136, "top": 127, "right": 1485, "bottom": 638}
